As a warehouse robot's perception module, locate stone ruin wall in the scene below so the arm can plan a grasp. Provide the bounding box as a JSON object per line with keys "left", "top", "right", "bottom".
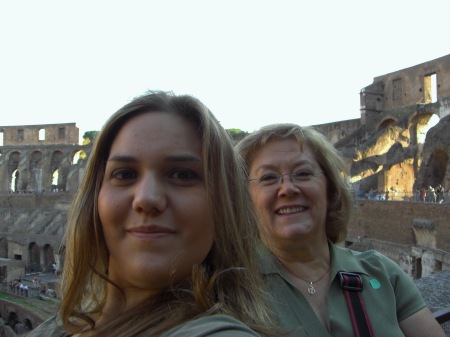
{"left": 0, "top": 123, "right": 79, "bottom": 146}
{"left": 347, "top": 200, "right": 450, "bottom": 278}
{"left": 0, "top": 123, "right": 88, "bottom": 284}
{"left": 325, "top": 54, "right": 450, "bottom": 199}
{"left": 0, "top": 123, "right": 88, "bottom": 194}
{"left": 372, "top": 54, "right": 450, "bottom": 113}
{"left": 313, "top": 118, "right": 361, "bottom": 145}
{"left": 333, "top": 54, "right": 450, "bottom": 280}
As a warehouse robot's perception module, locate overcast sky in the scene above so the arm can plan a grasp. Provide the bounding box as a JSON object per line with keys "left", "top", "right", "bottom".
{"left": 1, "top": 0, "right": 449, "bottom": 142}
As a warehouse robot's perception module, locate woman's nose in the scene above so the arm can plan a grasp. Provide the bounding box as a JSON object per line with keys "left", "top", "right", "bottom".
{"left": 132, "top": 174, "right": 167, "bottom": 213}
{"left": 277, "top": 175, "right": 300, "bottom": 197}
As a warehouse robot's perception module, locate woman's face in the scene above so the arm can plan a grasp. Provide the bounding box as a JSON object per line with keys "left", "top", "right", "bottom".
{"left": 248, "top": 138, "right": 328, "bottom": 249}
{"left": 98, "top": 111, "right": 213, "bottom": 298}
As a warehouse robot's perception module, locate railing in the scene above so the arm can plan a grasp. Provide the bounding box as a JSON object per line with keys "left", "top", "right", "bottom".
{"left": 355, "top": 190, "right": 448, "bottom": 203}
{"left": 0, "top": 281, "right": 42, "bottom": 298}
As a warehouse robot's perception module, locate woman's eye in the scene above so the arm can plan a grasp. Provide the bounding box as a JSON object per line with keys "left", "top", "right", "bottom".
{"left": 170, "top": 169, "right": 198, "bottom": 180}
{"left": 293, "top": 170, "right": 314, "bottom": 181}
{"left": 295, "top": 170, "right": 313, "bottom": 177}
{"left": 259, "top": 173, "right": 279, "bottom": 183}
{"left": 111, "top": 169, "right": 137, "bottom": 181}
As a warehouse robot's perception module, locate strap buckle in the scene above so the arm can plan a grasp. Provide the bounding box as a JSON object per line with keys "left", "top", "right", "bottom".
{"left": 338, "top": 271, "right": 363, "bottom": 291}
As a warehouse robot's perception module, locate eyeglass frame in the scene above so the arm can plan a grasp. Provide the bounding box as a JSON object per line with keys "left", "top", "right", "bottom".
{"left": 248, "top": 169, "right": 324, "bottom": 188}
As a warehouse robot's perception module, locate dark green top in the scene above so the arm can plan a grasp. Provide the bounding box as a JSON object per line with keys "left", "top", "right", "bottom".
{"left": 259, "top": 243, "right": 426, "bottom": 337}
{"left": 25, "top": 314, "right": 262, "bottom": 337}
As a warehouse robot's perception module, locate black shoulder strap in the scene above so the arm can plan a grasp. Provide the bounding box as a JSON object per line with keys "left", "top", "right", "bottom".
{"left": 339, "top": 272, "right": 375, "bottom": 337}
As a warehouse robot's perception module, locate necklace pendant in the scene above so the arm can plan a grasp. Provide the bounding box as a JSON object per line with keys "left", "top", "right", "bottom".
{"left": 307, "top": 282, "right": 316, "bottom": 295}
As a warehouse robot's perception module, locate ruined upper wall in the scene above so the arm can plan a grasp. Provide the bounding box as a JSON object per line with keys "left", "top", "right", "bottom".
{"left": 373, "top": 54, "right": 450, "bottom": 111}
{"left": 0, "top": 123, "right": 79, "bottom": 146}
{"left": 313, "top": 118, "right": 361, "bottom": 145}
{"left": 371, "top": 53, "right": 450, "bottom": 111}
{"left": 360, "top": 54, "right": 450, "bottom": 128}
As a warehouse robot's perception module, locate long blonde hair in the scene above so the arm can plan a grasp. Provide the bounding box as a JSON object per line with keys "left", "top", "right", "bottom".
{"left": 59, "top": 91, "right": 275, "bottom": 336}
{"left": 236, "top": 123, "right": 353, "bottom": 244}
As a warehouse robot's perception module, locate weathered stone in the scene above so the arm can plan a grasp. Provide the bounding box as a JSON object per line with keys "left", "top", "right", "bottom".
{"left": 414, "top": 269, "right": 450, "bottom": 312}
{"left": 0, "top": 324, "right": 16, "bottom": 337}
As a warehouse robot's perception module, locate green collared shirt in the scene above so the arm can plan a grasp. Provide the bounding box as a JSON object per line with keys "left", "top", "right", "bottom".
{"left": 259, "top": 242, "right": 426, "bottom": 337}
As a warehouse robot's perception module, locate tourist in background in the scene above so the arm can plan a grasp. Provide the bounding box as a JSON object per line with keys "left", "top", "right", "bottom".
{"left": 236, "top": 123, "right": 446, "bottom": 337}
{"left": 427, "top": 186, "right": 437, "bottom": 203}
{"left": 420, "top": 187, "right": 427, "bottom": 202}
{"left": 436, "top": 184, "right": 444, "bottom": 203}
{"left": 414, "top": 187, "right": 420, "bottom": 202}
{"left": 26, "top": 91, "right": 278, "bottom": 337}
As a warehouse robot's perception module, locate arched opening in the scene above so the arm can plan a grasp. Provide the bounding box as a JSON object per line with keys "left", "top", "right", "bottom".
{"left": 25, "top": 319, "right": 33, "bottom": 331}
{"left": 10, "top": 169, "right": 19, "bottom": 192}
{"left": 0, "top": 237, "right": 8, "bottom": 258}
{"left": 50, "top": 150, "right": 65, "bottom": 191}
{"left": 51, "top": 169, "right": 59, "bottom": 192}
{"left": 378, "top": 118, "right": 396, "bottom": 131}
{"left": 43, "top": 244, "right": 55, "bottom": 272}
{"left": 417, "top": 114, "right": 440, "bottom": 144}
{"left": 8, "top": 151, "right": 20, "bottom": 193}
{"left": 29, "top": 151, "right": 43, "bottom": 192}
{"left": 28, "top": 242, "right": 40, "bottom": 268}
{"left": 7, "top": 312, "right": 18, "bottom": 330}
{"left": 72, "top": 149, "right": 86, "bottom": 164}
{"left": 423, "top": 149, "right": 449, "bottom": 189}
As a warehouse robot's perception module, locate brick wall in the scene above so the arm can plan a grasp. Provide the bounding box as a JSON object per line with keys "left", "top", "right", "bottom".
{"left": 348, "top": 200, "right": 450, "bottom": 253}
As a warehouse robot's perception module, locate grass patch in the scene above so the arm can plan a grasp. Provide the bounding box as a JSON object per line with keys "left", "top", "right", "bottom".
{"left": 0, "top": 292, "right": 59, "bottom": 320}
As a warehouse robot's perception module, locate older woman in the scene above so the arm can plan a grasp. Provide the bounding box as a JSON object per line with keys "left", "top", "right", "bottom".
{"left": 236, "top": 123, "right": 445, "bottom": 337}
{"left": 27, "top": 91, "right": 279, "bottom": 337}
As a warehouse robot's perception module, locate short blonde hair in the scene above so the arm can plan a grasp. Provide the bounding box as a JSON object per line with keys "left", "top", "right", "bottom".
{"left": 60, "top": 91, "right": 275, "bottom": 336}
{"left": 236, "top": 123, "right": 353, "bottom": 244}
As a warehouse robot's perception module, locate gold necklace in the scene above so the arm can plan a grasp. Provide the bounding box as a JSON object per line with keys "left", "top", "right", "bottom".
{"left": 304, "top": 266, "right": 330, "bottom": 295}
{"left": 285, "top": 265, "right": 330, "bottom": 295}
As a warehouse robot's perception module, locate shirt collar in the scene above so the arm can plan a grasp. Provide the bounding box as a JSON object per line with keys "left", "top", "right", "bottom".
{"left": 329, "top": 241, "right": 369, "bottom": 277}
{"left": 257, "top": 241, "right": 369, "bottom": 279}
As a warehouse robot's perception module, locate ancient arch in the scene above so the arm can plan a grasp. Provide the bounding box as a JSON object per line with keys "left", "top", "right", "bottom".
{"left": 378, "top": 117, "right": 397, "bottom": 131}
{"left": 50, "top": 150, "right": 64, "bottom": 191}
{"left": 8, "top": 151, "right": 20, "bottom": 192}
{"left": 71, "top": 149, "right": 86, "bottom": 165}
{"left": 50, "top": 150, "right": 64, "bottom": 169}
{"left": 0, "top": 238, "right": 7, "bottom": 258}
{"left": 28, "top": 242, "right": 40, "bottom": 266}
{"left": 10, "top": 169, "right": 19, "bottom": 192}
{"left": 43, "top": 244, "right": 54, "bottom": 272}
{"left": 29, "top": 150, "right": 43, "bottom": 192}
{"left": 413, "top": 113, "right": 440, "bottom": 144}
{"left": 25, "top": 318, "right": 33, "bottom": 330}
{"left": 7, "top": 311, "right": 18, "bottom": 330}
{"left": 422, "top": 149, "right": 449, "bottom": 188}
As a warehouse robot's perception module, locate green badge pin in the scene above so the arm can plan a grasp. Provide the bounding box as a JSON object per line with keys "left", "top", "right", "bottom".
{"left": 369, "top": 278, "right": 381, "bottom": 289}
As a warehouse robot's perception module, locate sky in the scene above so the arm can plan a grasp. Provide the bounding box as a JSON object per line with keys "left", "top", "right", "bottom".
{"left": 1, "top": 0, "right": 450, "bottom": 143}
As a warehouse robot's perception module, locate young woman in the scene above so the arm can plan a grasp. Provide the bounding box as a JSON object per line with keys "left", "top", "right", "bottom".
{"left": 27, "top": 91, "right": 278, "bottom": 337}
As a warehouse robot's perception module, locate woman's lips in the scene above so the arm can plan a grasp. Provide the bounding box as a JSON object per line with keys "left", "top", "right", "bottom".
{"left": 127, "top": 225, "right": 176, "bottom": 239}
{"left": 276, "top": 206, "right": 307, "bottom": 215}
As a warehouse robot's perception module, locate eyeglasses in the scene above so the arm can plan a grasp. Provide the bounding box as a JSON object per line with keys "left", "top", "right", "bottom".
{"left": 249, "top": 170, "right": 324, "bottom": 188}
